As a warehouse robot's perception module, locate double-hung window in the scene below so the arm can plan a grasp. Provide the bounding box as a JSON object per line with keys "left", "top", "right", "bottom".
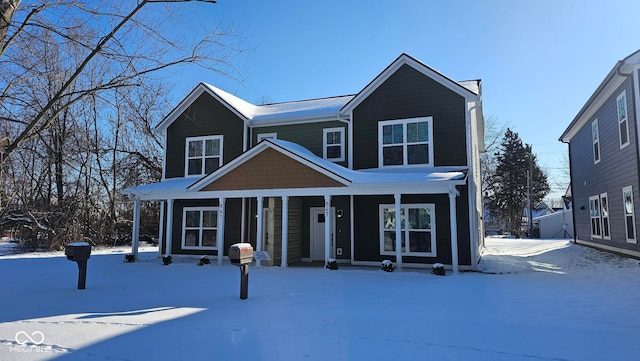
{"left": 600, "top": 193, "right": 610, "bottom": 239}
{"left": 323, "top": 127, "right": 345, "bottom": 162}
{"left": 182, "top": 207, "right": 218, "bottom": 249}
{"left": 379, "top": 204, "right": 436, "bottom": 256}
{"left": 617, "top": 91, "right": 629, "bottom": 149}
{"left": 379, "top": 117, "right": 433, "bottom": 167}
{"left": 185, "top": 135, "right": 223, "bottom": 176}
{"left": 589, "top": 195, "right": 602, "bottom": 238}
{"left": 592, "top": 119, "right": 600, "bottom": 164}
{"left": 623, "top": 186, "right": 636, "bottom": 243}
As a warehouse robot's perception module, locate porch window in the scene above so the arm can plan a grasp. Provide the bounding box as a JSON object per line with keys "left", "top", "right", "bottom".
{"left": 617, "top": 91, "right": 629, "bottom": 149}
{"left": 623, "top": 186, "right": 636, "bottom": 243}
{"left": 589, "top": 195, "right": 601, "bottom": 238}
{"left": 379, "top": 203, "right": 436, "bottom": 256}
{"left": 592, "top": 119, "right": 600, "bottom": 164}
{"left": 185, "top": 135, "right": 223, "bottom": 176}
{"left": 182, "top": 207, "right": 218, "bottom": 249}
{"left": 323, "top": 127, "right": 345, "bottom": 162}
{"left": 378, "top": 117, "right": 433, "bottom": 167}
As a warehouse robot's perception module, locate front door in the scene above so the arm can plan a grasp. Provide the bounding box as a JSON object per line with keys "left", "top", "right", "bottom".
{"left": 310, "top": 207, "right": 335, "bottom": 261}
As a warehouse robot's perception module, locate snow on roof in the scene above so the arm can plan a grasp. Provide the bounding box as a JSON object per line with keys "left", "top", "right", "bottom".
{"left": 202, "top": 83, "right": 354, "bottom": 124}
{"left": 122, "top": 177, "right": 195, "bottom": 198}
{"left": 458, "top": 80, "right": 481, "bottom": 95}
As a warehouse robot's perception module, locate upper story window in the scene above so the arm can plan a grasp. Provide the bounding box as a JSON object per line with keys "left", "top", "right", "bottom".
{"left": 185, "top": 135, "right": 223, "bottom": 176}
{"left": 617, "top": 91, "right": 629, "bottom": 149}
{"left": 378, "top": 117, "right": 433, "bottom": 167}
{"left": 323, "top": 127, "right": 345, "bottom": 162}
{"left": 592, "top": 119, "right": 600, "bottom": 164}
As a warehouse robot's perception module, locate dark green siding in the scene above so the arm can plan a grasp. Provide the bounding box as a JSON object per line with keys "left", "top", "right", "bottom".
{"left": 169, "top": 198, "right": 242, "bottom": 256}
{"left": 353, "top": 190, "right": 471, "bottom": 265}
{"left": 353, "top": 64, "right": 467, "bottom": 170}
{"left": 165, "top": 92, "right": 245, "bottom": 178}
{"left": 252, "top": 121, "right": 348, "bottom": 168}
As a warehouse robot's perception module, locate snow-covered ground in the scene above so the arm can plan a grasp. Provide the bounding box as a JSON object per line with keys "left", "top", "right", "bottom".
{"left": 1, "top": 237, "right": 639, "bottom": 361}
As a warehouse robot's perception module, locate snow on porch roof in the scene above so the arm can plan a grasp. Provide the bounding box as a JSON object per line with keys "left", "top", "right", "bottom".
{"left": 202, "top": 84, "right": 354, "bottom": 124}
{"left": 123, "top": 139, "right": 467, "bottom": 200}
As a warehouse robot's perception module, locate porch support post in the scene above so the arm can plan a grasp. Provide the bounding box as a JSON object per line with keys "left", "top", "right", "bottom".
{"left": 394, "top": 193, "right": 402, "bottom": 270}
{"left": 281, "top": 195, "right": 289, "bottom": 268}
{"left": 324, "top": 195, "right": 331, "bottom": 263}
{"left": 241, "top": 198, "right": 246, "bottom": 242}
{"left": 165, "top": 199, "right": 174, "bottom": 256}
{"left": 158, "top": 201, "right": 165, "bottom": 258}
{"left": 256, "top": 197, "right": 263, "bottom": 267}
{"left": 217, "top": 197, "right": 226, "bottom": 265}
{"left": 449, "top": 185, "right": 460, "bottom": 274}
{"left": 131, "top": 199, "right": 141, "bottom": 260}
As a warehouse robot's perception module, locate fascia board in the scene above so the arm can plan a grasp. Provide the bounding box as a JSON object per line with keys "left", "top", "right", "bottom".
{"left": 249, "top": 114, "right": 343, "bottom": 127}
{"left": 339, "top": 54, "right": 479, "bottom": 116}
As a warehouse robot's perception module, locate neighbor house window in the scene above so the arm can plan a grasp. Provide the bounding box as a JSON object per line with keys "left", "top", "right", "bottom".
{"left": 600, "top": 193, "right": 610, "bottom": 239}
{"left": 185, "top": 135, "right": 223, "bottom": 176}
{"left": 592, "top": 119, "right": 600, "bottom": 164}
{"left": 623, "top": 186, "right": 636, "bottom": 243}
{"left": 182, "top": 207, "right": 218, "bottom": 249}
{"left": 617, "top": 91, "right": 629, "bottom": 149}
{"left": 379, "top": 204, "right": 436, "bottom": 256}
{"left": 323, "top": 127, "right": 345, "bottom": 162}
{"left": 589, "top": 195, "right": 601, "bottom": 238}
{"left": 378, "top": 117, "right": 433, "bottom": 167}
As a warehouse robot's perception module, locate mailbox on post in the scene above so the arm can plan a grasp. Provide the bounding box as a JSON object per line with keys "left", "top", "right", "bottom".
{"left": 229, "top": 243, "right": 253, "bottom": 299}
{"left": 65, "top": 242, "right": 91, "bottom": 289}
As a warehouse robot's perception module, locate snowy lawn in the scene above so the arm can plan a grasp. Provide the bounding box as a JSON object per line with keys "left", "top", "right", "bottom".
{"left": 1, "top": 237, "right": 639, "bottom": 361}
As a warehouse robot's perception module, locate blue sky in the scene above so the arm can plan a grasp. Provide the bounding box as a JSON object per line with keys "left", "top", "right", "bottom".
{"left": 149, "top": 0, "right": 640, "bottom": 201}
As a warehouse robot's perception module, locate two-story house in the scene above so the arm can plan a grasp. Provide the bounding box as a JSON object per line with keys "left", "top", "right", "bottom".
{"left": 560, "top": 49, "right": 640, "bottom": 258}
{"left": 124, "top": 53, "right": 485, "bottom": 272}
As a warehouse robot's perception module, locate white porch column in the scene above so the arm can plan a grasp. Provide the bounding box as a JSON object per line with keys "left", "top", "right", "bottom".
{"left": 217, "top": 197, "right": 226, "bottom": 265}
{"left": 241, "top": 197, "right": 246, "bottom": 242}
{"left": 131, "top": 199, "right": 141, "bottom": 260}
{"left": 394, "top": 193, "right": 402, "bottom": 270}
{"left": 324, "top": 195, "right": 332, "bottom": 263}
{"left": 165, "top": 199, "right": 174, "bottom": 256}
{"left": 281, "top": 195, "right": 289, "bottom": 268}
{"left": 256, "top": 197, "right": 263, "bottom": 267}
{"left": 158, "top": 201, "right": 165, "bottom": 258}
{"left": 449, "top": 185, "right": 460, "bottom": 274}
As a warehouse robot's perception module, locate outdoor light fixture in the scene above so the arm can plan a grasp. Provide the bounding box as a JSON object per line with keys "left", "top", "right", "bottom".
{"left": 337, "top": 209, "right": 343, "bottom": 218}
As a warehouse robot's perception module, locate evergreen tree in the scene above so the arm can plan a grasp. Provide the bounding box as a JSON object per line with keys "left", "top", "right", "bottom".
{"left": 488, "top": 129, "right": 550, "bottom": 234}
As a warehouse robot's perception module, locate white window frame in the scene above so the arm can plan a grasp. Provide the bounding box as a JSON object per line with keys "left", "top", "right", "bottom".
{"left": 592, "top": 119, "right": 600, "bottom": 164}
{"left": 617, "top": 91, "right": 630, "bottom": 149}
{"left": 182, "top": 207, "right": 218, "bottom": 250}
{"left": 379, "top": 203, "right": 436, "bottom": 257}
{"left": 623, "top": 186, "right": 636, "bottom": 243}
{"left": 378, "top": 117, "right": 434, "bottom": 168}
{"left": 184, "top": 135, "right": 223, "bottom": 177}
{"left": 257, "top": 133, "right": 277, "bottom": 143}
{"left": 323, "top": 127, "right": 345, "bottom": 162}
{"left": 600, "top": 193, "right": 610, "bottom": 240}
{"left": 589, "top": 195, "right": 601, "bottom": 238}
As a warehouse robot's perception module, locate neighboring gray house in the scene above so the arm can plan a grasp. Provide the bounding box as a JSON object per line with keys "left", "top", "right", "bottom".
{"left": 560, "top": 49, "right": 640, "bottom": 257}
{"left": 124, "top": 54, "right": 486, "bottom": 272}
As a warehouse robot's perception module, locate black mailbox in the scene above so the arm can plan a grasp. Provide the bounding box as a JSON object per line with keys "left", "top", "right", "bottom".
{"left": 229, "top": 243, "right": 253, "bottom": 300}
{"left": 229, "top": 243, "right": 253, "bottom": 265}
{"left": 65, "top": 242, "right": 91, "bottom": 289}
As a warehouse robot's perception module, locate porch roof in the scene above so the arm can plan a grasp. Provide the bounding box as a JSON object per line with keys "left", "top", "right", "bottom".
{"left": 123, "top": 139, "right": 467, "bottom": 201}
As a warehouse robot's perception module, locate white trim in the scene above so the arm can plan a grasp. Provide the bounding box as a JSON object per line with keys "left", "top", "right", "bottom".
{"left": 449, "top": 185, "right": 459, "bottom": 274}
{"left": 181, "top": 206, "right": 219, "bottom": 250}
{"left": 634, "top": 65, "right": 640, "bottom": 164}
{"left": 165, "top": 199, "right": 174, "bottom": 256}
{"left": 378, "top": 117, "right": 434, "bottom": 168}
{"left": 617, "top": 91, "right": 630, "bottom": 149}
{"left": 161, "top": 130, "right": 167, "bottom": 180}
{"left": 323, "top": 127, "right": 345, "bottom": 162}
{"left": 622, "top": 186, "right": 636, "bottom": 243}
{"left": 256, "top": 133, "right": 277, "bottom": 143}
{"left": 158, "top": 201, "right": 165, "bottom": 258}
{"left": 348, "top": 110, "right": 354, "bottom": 169}
{"left": 349, "top": 195, "right": 355, "bottom": 264}
{"left": 217, "top": 198, "right": 225, "bottom": 265}
{"left": 575, "top": 238, "right": 640, "bottom": 258}
{"left": 378, "top": 203, "right": 437, "bottom": 257}
{"left": 131, "top": 199, "right": 141, "bottom": 259}
{"left": 184, "top": 135, "right": 223, "bottom": 177}
{"left": 592, "top": 119, "right": 601, "bottom": 164}
{"left": 600, "top": 192, "right": 611, "bottom": 240}
{"left": 588, "top": 195, "right": 602, "bottom": 239}
{"left": 324, "top": 195, "right": 332, "bottom": 263}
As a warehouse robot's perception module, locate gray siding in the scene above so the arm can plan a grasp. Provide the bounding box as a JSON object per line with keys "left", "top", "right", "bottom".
{"left": 352, "top": 64, "right": 467, "bottom": 170}
{"left": 165, "top": 92, "right": 245, "bottom": 178}
{"left": 569, "top": 76, "right": 640, "bottom": 252}
{"left": 251, "top": 121, "right": 348, "bottom": 168}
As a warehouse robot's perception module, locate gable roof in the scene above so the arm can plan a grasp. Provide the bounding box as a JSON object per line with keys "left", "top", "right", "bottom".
{"left": 560, "top": 49, "right": 640, "bottom": 142}
{"left": 339, "top": 53, "right": 480, "bottom": 115}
